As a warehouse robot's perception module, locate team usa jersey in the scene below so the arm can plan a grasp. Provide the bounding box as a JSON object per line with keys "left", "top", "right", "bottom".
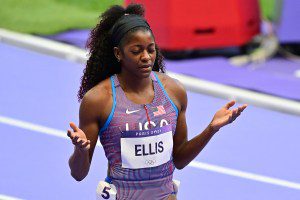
{"left": 99, "top": 72, "right": 178, "bottom": 199}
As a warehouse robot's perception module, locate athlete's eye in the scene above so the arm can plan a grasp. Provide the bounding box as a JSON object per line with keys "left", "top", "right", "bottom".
{"left": 131, "top": 48, "right": 142, "bottom": 55}
{"left": 131, "top": 51, "right": 140, "bottom": 55}
{"left": 148, "top": 48, "right": 156, "bottom": 54}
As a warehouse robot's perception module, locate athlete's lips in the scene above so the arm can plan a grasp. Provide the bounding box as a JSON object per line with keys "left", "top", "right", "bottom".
{"left": 140, "top": 64, "right": 152, "bottom": 69}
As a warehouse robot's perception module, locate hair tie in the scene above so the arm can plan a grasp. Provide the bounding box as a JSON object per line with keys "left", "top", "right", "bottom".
{"left": 110, "top": 14, "right": 151, "bottom": 47}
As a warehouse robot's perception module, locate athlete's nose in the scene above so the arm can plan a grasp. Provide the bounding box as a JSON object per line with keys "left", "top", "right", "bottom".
{"left": 141, "top": 50, "right": 151, "bottom": 62}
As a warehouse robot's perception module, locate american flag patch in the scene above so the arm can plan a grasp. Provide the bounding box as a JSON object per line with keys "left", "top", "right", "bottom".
{"left": 152, "top": 105, "right": 166, "bottom": 116}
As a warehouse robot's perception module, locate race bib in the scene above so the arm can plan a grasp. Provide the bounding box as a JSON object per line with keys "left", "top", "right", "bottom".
{"left": 120, "top": 125, "right": 173, "bottom": 169}
{"left": 173, "top": 179, "right": 180, "bottom": 195}
{"left": 96, "top": 181, "right": 117, "bottom": 200}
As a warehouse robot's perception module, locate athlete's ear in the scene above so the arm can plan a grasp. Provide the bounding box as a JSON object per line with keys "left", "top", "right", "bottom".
{"left": 113, "top": 47, "right": 122, "bottom": 62}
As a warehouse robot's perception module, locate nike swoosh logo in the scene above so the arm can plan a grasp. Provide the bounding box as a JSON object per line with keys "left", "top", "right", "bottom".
{"left": 126, "top": 109, "right": 141, "bottom": 114}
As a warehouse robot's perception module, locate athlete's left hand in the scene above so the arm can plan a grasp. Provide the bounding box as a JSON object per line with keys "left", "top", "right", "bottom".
{"left": 209, "top": 100, "right": 247, "bottom": 132}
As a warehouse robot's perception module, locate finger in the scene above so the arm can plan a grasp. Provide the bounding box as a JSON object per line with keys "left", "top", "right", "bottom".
{"left": 73, "top": 138, "right": 83, "bottom": 146}
{"left": 237, "top": 106, "right": 245, "bottom": 114}
{"left": 77, "top": 139, "right": 85, "bottom": 146}
{"left": 72, "top": 136, "right": 79, "bottom": 144}
{"left": 67, "top": 130, "right": 74, "bottom": 139}
{"left": 72, "top": 140, "right": 77, "bottom": 145}
{"left": 236, "top": 104, "right": 247, "bottom": 114}
{"left": 241, "top": 104, "right": 248, "bottom": 111}
{"left": 80, "top": 144, "right": 90, "bottom": 151}
{"left": 228, "top": 114, "right": 233, "bottom": 123}
{"left": 70, "top": 122, "right": 79, "bottom": 132}
{"left": 236, "top": 108, "right": 242, "bottom": 116}
{"left": 232, "top": 112, "right": 241, "bottom": 122}
{"left": 232, "top": 108, "right": 238, "bottom": 115}
{"left": 238, "top": 105, "right": 243, "bottom": 111}
{"left": 80, "top": 140, "right": 90, "bottom": 148}
{"left": 67, "top": 130, "right": 77, "bottom": 138}
{"left": 237, "top": 105, "right": 247, "bottom": 114}
{"left": 224, "top": 100, "right": 236, "bottom": 109}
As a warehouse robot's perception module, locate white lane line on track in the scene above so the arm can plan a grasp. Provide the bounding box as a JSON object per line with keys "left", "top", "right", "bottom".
{"left": 1, "top": 115, "right": 300, "bottom": 190}
{"left": 0, "top": 115, "right": 102, "bottom": 147}
{"left": 0, "top": 194, "right": 23, "bottom": 200}
{"left": 188, "top": 161, "right": 300, "bottom": 190}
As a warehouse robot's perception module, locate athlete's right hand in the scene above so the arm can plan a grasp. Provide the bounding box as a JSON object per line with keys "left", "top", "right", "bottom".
{"left": 67, "top": 122, "right": 91, "bottom": 152}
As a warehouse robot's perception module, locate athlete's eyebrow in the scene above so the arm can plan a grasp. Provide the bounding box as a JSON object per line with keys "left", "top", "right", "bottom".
{"left": 129, "top": 43, "right": 155, "bottom": 48}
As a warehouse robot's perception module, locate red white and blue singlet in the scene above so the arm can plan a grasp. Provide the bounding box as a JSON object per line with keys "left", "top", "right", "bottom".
{"left": 99, "top": 72, "right": 178, "bottom": 199}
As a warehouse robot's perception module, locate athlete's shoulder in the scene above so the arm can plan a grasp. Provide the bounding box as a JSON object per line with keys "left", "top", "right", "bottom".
{"left": 155, "top": 72, "right": 187, "bottom": 111}
{"left": 80, "top": 77, "right": 113, "bottom": 120}
{"left": 82, "top": 78, "right": 112, "bottom": 105}
{"left": 155, "top": 72, "right": 187, "bottom": 96}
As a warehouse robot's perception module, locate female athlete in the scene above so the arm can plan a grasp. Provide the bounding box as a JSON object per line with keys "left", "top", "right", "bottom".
{"left": 67, "top": 4, "right": 247, "bottom": 200}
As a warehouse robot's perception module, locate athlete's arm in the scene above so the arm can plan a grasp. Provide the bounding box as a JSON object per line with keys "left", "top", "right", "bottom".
{"left": 68, "top": 82, "right": 112, "bottom": 181}
{"left": 163, "top": 75, "right": 247, "bottom": 169}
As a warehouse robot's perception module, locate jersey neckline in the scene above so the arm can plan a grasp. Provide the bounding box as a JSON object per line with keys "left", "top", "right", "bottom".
{"left": 114, "top": 72, "right": 158, "bottom": 107}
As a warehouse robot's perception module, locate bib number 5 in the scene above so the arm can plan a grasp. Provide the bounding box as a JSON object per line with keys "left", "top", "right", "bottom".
{"left": 96, "top": 181, "right": 117, "bottom": 200}
{"left": 101, "top": 186, "right": 111, "bottom": 199}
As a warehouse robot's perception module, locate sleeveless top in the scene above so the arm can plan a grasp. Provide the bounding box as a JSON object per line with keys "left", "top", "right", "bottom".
{"left": 99, "top": 72, "right": 178, "bottom": 182}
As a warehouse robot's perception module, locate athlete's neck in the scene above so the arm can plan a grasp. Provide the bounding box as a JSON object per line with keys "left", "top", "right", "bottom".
{"left": 117, "top": 71, "right": 153, "bottom": 94}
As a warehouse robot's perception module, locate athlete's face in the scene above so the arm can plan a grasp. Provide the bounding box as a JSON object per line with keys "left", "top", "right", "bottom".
{"left": 114, "top": 30, "right": 156, "bottom": 78}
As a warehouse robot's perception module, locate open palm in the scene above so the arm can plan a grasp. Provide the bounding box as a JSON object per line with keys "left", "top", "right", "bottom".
{"left": 210, "top": 100, "right": 247, "bottom": 132}
{"left": 67, "top": 122, "right": 91, "bottom": 152}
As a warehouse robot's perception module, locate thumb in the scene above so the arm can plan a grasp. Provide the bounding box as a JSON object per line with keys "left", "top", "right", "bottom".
{"left": 224, "top": 100, "right": 236, "bottom": 109}
{"left": 69, "top": 122, "right": 79, "bottom": 132}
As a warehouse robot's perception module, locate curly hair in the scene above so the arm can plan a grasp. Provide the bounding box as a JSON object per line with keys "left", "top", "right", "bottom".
{"left": 78, "top": 4, "right": 166, "bottom": 101}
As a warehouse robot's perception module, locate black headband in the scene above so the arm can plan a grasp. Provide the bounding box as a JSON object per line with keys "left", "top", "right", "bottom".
{"left": 110, "top": 14, "right": 151, "bottom": 47}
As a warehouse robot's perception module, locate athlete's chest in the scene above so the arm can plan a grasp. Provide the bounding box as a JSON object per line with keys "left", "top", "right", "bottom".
{"left": 114, "top": 104, "right": 171, "bottom": 131}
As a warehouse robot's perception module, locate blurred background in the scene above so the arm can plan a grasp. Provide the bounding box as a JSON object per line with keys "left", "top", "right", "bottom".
{"left": 0, "top": 0, "right": 300, "bottom": 199}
